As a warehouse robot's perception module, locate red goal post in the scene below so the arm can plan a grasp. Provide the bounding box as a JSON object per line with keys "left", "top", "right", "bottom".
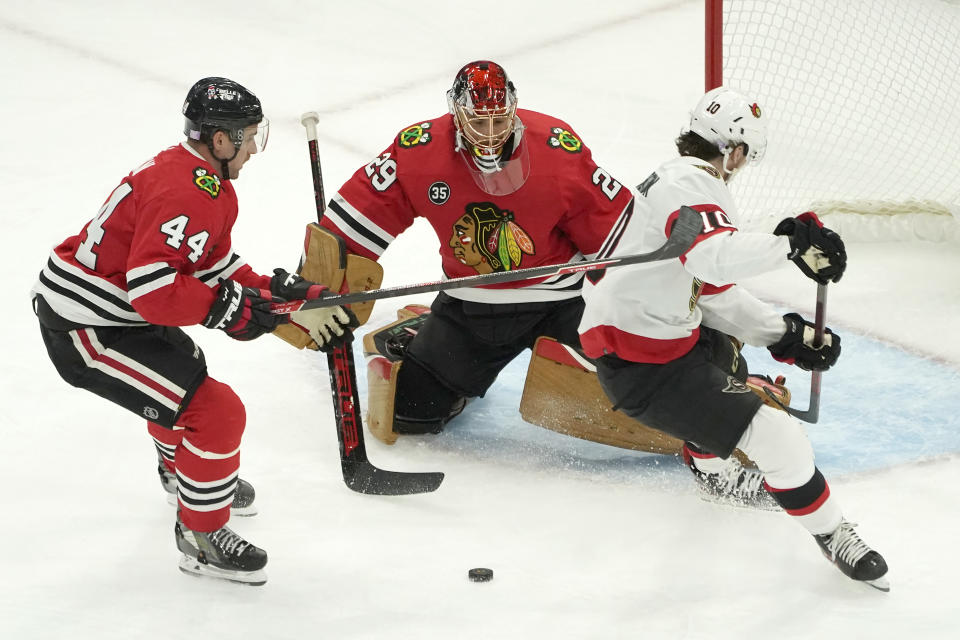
{"left": 704, "top": 0, "right": 960, "bottom": 242}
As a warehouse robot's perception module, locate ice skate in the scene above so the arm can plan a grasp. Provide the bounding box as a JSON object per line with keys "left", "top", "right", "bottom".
{"left": 814, "top": 520, "right": 889, "bottom": 591}
{"left": 158, "top": 463, "right": 258, "bottom": 516}
{"left": 682, "top": 444, "right": 780, "bottom": 511}
{"left": 175, "top": 518, "right": 268, "bottom": 586}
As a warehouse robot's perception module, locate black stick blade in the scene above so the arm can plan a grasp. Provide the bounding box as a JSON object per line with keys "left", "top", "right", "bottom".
{"left": 330, "top": 346, "right": 445, "bottom": 495}
{"left": 342, "top": 460, "right": 444, "bottom": 495}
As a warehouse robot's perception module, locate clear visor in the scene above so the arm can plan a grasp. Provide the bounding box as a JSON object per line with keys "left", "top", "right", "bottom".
{"left": 248, "top": 117, "right": 270, "bottom": 152}
{"left": 457, "top": 128, "right": 530, "bottom": 196}
{"left": 454, "top": 103, "right": 516, "bottom": 154}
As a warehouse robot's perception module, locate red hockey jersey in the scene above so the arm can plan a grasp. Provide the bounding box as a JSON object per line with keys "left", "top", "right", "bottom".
{"left": 32, "top": 143, "right": 269, "bottom": 327}
{"left": 321, "top": 110, "right": 634, "bottom": 304}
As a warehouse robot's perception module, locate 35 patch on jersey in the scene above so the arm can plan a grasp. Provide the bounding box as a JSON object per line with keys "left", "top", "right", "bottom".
{"left": 193, "top": 167, "right": 221, "bottom": 199}
{"left": 398, "top": 122, "right": 432, "bottom": 148}
{"left": 547, "top": 127, "right": 582, "bottom": 153}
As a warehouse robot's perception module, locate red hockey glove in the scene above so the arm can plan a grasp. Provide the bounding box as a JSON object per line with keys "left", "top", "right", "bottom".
{"left": 203, "top": 280, "right": 286, "bottom": 341}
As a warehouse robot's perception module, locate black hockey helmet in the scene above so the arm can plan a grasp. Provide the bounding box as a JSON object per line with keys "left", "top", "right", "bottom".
{"left": 182, "top": 77, "right": 267, "bottom": 151}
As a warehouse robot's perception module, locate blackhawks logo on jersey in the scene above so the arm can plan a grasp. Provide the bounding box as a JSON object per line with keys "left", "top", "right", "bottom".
{"left": 193, "top": 167, "right": 220, "bottom": 199}
{"left": 398, "top": 122, "right": 432, "bottom": 148}
{"left": 450, "top": 202, "right": 535, "bottom": 274}
{"left": 547, "top": 126, "right": 582, "bottom": 153}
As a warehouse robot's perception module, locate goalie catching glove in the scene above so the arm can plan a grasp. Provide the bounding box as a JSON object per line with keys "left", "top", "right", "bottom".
{"left": 271, "top": 268, "right": 359, "bottom": 352}
{"left": 203, "top": 280, "right": 286, "bottom": 341}
{"left": 774, "top": 212, "right": 846, "bottom": 285}
{"left": 768, "top": 312, "right": 841, "bottom": 371}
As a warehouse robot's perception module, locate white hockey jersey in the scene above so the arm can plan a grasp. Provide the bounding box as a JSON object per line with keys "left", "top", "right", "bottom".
{"left": 578, "top": 156, "right": 791, "bottom": 364}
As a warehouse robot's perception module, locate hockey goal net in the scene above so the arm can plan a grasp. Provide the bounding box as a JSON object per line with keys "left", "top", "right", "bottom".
{"left": 707, "top": 0, "right": 960, "bottom": 241}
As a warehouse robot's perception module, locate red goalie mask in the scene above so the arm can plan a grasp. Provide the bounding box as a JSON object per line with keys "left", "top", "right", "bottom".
{"left": 447, "top": 60, "right": 519, "bottom": 154}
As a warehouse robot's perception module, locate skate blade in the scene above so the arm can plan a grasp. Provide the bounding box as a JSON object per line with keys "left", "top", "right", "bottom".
{"left": 178, "top": 554, "right": 267, "bottom": 586}
{"left": 863, "top": 576, "right": 890, "bottom": 592}
{"left": 230, "top": 503, "right": 258, "bottom": 517}
{"left": 166, "top": 493, "right": 259, "bottom": 517}
{"left": 697, "top": 492, "right": 781, "bottom": 512}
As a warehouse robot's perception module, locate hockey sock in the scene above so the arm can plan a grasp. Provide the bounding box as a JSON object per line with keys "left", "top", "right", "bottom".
{"left": 766, "top": 468, "right": 842, "bottom": 535}
{"left": 148, "top": 421, "right": 184, "bottom": 473}
{"left": 170, "top": 377, "right": 245, "bottom": 532}
{"left": 737, "top": 405, "right": 842, "bottom": 535}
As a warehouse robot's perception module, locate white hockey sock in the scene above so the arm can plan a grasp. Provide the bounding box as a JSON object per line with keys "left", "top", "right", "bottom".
{"left": 737, "top": 405, "right": 842, "bottom": 534}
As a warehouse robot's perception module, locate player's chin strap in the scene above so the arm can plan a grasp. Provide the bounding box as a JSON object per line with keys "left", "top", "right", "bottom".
{"left": 209, "top": 143, "right": 239, "bottom": 181}
{"left": 206, "top": 128, "right": 243, "bottom": 181}
{"left": 720, "top": 147, "right": 743, "bottom": 182}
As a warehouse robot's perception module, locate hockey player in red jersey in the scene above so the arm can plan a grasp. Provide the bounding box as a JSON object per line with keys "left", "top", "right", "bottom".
{"left": 31, "top": 77, "right": 354, "bottom": 585}
{"left": 578, "top": 87, "right": 888, "bottom": 590}
{"left": 319, "top": 60, "right": 634, "bottom": 438}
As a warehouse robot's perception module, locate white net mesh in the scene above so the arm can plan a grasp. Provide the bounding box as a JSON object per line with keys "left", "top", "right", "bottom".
{"left": 720, "top": 0, "right": 960, "bottom": 241}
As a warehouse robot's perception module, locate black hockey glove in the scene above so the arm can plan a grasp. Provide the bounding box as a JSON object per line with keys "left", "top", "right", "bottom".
{"left": 767, "top": 312, "right": 841, "bottom": 371}
{"left": 773, "top": 212, "right": 846, "bottom": 285}
{"left": 203, "top": 280, "right": 286, "bottom": 341}
{"left": 269, "top": 268, "right": 328, "bottom": 301}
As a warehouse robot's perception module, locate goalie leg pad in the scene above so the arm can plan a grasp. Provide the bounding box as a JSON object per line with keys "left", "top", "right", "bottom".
{"left": 519, "top": 337, "right": 686, "bottom": 454}
{"left": 364, "top": 306, "right": 464, "bottom": 444}
{"left": 366, "top": 357, "right": 403, "bottom": 445}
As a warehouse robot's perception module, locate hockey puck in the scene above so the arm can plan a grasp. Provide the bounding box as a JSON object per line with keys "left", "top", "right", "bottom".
{"left": 468, "top": 568, "right": 493, "bottom": 582}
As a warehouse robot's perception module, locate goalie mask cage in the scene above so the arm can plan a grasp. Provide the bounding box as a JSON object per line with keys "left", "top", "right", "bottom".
{"left": 705, "top": 0, "right": 960, "bottom": 241}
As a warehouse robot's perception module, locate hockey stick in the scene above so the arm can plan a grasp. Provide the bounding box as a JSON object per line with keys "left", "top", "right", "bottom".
{"left": 270, "top": 205, "right": 703, "bottom": 314}
{"left": 300, "top": 111, "right": 443, "bottom": 495}
{"left": 785, "top": 283, "right": 827, "bottom": 423}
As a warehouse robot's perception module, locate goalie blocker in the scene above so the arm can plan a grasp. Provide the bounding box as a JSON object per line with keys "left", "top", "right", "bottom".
{"left": 363, "top": 307, "right": 791, "bottom": 456}
{"left": 272, "top": 223, "right": 383, "bottom": 350}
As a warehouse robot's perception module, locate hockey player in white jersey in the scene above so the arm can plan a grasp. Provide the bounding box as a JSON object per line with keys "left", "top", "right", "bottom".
{"left": 578, "top": 88, "right": 889, "bottom": 590}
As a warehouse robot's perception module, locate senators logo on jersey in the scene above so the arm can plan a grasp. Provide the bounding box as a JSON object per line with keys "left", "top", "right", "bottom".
{"left": 449, "top": 202, "right": 535, "bottom": 274}
{"left": 193, "top": 167, "right": 220, "bottom": 199}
